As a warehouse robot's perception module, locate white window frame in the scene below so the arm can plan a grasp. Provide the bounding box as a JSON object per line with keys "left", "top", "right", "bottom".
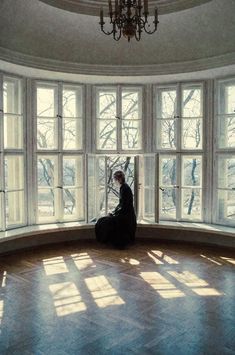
{"left": 93, "top": 85, "right": 144, "bottom": 154}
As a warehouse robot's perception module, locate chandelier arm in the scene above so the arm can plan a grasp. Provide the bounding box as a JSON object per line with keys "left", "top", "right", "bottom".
{"left": 143, "top": 20, "right": 158, "bottom": 34}
{"left": 101, "top": 26, "right": 114, "bottom": 35}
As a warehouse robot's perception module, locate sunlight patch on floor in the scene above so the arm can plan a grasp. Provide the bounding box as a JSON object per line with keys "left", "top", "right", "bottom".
{"left": 85, "top": 275, "right": 125, "bottom": 308}
{"left": 49, "top": 282, "right": 86, "bottom": 316}
{"left": 43, "top": 256, "right": 69, "bottom": 276}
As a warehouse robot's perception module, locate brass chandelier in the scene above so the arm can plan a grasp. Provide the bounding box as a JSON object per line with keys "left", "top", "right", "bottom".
{"left": 99, "top": 0, "right": 159, "bottom": 42}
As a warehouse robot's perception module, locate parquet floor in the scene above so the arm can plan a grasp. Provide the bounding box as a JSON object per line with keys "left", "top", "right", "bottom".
{"left": 0, "top": 240, "right": 234, "bottom": 355}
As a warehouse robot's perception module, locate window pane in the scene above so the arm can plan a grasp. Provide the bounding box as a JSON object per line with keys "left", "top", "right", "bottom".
{"left": 122, "top": 120, "right": 141, "bottom": 149}
{"left": 182, "top": 157, "right": 202, "bottom": 187}
{"left": 63, "top": 118, "right": 82, "bottom": 150}
{"left": 160, "top": 188, "right": 176, "bottom": 219}
{"left": 4, "top": 156, "right": 24, "bottom": 190}
{"left": 37, "top": 118, "right": 57, "bottom": 149}
{"left": 3, "top": 77, "right": 22, "bottom": 114}
{"left": 37, "top": 85, "right": 57, "bottom": 117}
{"left": 160, "top": 157, "right": 177, "bottom": 186}
{"left": 63, "top": 156, "right": 83, "bottom": 187}
{"left": 97, "top": 120, "right": 117, "bottom": 150}
{"left": 218, "top": 190, "right": 235, "bottom": 221}
{"left": 97, "top": 90, "right": 116, "bottom": 119}
{"left": 182, "top": 86, "right": 202, "bottom": 118}
{"left": 218, "top": 157, "right": 235, "bottom": 188}
{"left": 37, "top": 157, "right": 56, "bottom": 187}
{"left": 182, "top": 119, "right": 202, "bottom": 149}
{"left": 157, "top": 119, "right": 176, "bottom": 149}
{"left": 143, "top": 156, "right": 155, "bottom": 222}
{"left": 63, "top": 188, "right": 84, "bottom": 218}
{"left": 220, "top": 84, "right": 235, "bottom": 114}
{"left": 157, "top": 89, "right": 177, "bottom": 119}
{"left": 218, "top": 116, "right": 235, "bottom": 148}
{"left": 4, "top": 114, "right": 23, "bottom": 149}
{"left": 38, "top": 189, "right": 55, "bottom": 218}
{"left": 182, "top": 188, "right": 201, "bottom": 219}
{"left": 63, "top": 86, "right": 82, "bottom": 118}
{"left": 122, "top": 90, "right": 141, "bottom": 120}
{"left": 6, "top": 191, "right": 24, "bottom": 227}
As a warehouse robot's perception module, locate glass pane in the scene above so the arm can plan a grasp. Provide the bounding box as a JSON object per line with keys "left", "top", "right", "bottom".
{"left": 37, "top": 118, "right": 57, "bottom": 149}
{"left": 63, "top": 118, "right": 82, "bottom": 150}
{"left": 37, "top": 85, "right": 57, "bottom": 117}
{"left": 182, "top": 86, "right": 202, "bottom": 118}
{"left": 144, "top": 156, "right": 155, "bottom": 187}
{"left": 63, "top": 156, "right": 83, "bottom": 187}
{"left": 159, "top": 188, "right": 176, "bottom": 219}
{"left": 0, "top": 194, "right": 3, "bottom": 231}
{"left": 122, "top": 90, "right": 141, "bottom": 120}
{"left": 144, "top": 188, "right": 155, "bottom": 222}
{"left": 157, "top": 119, "right": 176, "bottom": 149}
{"left": 160, "top": 157, "right": 177, "bottom": 186}
{"left": 122, "top": 120, "right": 141, "bottom": 149}
{"left": 97, "top": 90, "right": 116, "bottom": 119}
{"left": 182, "top": 119, "right": 202, "bottom": 149}
{"left": 218, "top": 157, "right": 235, "bottom": 188}
{"left": 97, "top": 120, "right": 117, "bottom": 150}
{"left": 6, "top": 191, "right": 24, "bottom": 227}
{"left": 218, "top": 116, "right": 235, "bottom": 148}
{"left": 63, "top": 86, "right": 82, "bottom": 117}
{"left": 225, "top": 85, "right": 235, "bottom": 114}
{"left": 182, "top": 188, "right": 202, "bottom": 219}
{"left": 88, "top": 156, "right": 105, "bottom": 221}
{"left": 4, "top": 155, "right": 24, "bottom": 190}
{"left": 218, "top": 190, "right": 235, "bottom": 221}
{"left": 63, "top": 188, "right": 84, "bottom": 219}
{"left": 38, "top": 188, "right": 55, "bottom": 218}
{"left": 4, "top": 114, "right": 23, "bottom": 149}
{"left": 3, "top": 77, "right": 22, "bottom": 114}
{"left": 37, "top": 157, "right": 56, "bottom": 187}
{"left": 182, "top": 157, "right": 202, "bottom": 187}
{"left": 157, "top": 88, "right": 177, "bottom": 119}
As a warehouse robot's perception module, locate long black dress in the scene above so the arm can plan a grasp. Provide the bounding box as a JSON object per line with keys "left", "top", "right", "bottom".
{"left": 95, "top": 183, "right": 136, "bottom": 248}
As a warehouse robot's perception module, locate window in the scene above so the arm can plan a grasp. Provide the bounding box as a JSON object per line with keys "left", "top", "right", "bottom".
{"left": 155, "top": 83, "right": 204, "bottom": 222}
{"left": 216, "top": 79, "right": 235, "bottom": 226}
{"left": 35, "top": 82, "right": 84, "bottom": 223}
{"left": 95, "top": 86, "right": 142, "bottom": 151}
{"left": 0, "top": 76, "right": 26, "bottom": 230}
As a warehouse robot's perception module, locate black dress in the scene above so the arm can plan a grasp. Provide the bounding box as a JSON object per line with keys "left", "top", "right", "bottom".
{"left": 95, "top": 183, "right": 137, "bottom": 248}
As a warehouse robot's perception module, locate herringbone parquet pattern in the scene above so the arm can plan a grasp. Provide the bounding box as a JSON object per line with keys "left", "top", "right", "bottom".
{"left": 0, "top": 240, "right": 234, "bottom": 354}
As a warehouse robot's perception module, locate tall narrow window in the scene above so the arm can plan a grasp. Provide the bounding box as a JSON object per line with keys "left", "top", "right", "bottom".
{"left": 35, "top": 82, "right": 84, "bottom": 223}
{"left": 0, "top": 76, "right": 26, "bottom": 230}
{"left": 155, "top": 83, "right": 204, "bottom": 222}
{"left": 216, "top": 79, "right": 235, "bottom": 225}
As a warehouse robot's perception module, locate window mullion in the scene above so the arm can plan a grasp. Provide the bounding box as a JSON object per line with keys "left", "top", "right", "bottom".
{"left": 0, "top": 73, "right": 6, "bottom": 231}
{"left": 117, "top": 85, "right": 121, "bottom": 152}
{"left": 57, "top": 82, "right": 63, "bottom": 221}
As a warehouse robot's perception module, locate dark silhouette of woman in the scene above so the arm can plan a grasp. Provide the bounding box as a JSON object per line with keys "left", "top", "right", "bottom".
{"left": 95, "top": 170, "right": 136, "bottom": 248}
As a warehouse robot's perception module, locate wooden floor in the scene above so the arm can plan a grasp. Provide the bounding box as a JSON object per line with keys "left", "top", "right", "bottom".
{"left": 0, "top": 240, "right": 234, "bottom": 355}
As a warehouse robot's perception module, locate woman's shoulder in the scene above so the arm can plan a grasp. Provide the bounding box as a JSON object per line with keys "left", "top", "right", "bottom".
{"left": 121, "top": 183, "right": 132, "bottom": 192}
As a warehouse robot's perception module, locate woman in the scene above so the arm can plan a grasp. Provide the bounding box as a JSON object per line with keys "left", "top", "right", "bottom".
{"left": 95, "top": 170, "right": 136, "bottom": 248}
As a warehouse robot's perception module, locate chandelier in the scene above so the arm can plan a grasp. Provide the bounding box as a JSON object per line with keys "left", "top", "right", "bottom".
{"left": 99, "top": 0, "right": 159, "bottom": 42}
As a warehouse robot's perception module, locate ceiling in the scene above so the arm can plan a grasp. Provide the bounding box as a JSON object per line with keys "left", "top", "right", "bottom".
{"left": 38, "top": 0, "right": 212, "bottom": 16}
{"left": 0, "top": 0, "right": 235, "bottom": 76}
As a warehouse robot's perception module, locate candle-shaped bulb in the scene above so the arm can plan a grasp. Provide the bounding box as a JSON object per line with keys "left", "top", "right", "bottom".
{"left": 144, "top": 0, "right": 148, "bottom": 13}
{"left": 155, "top": 7, "right": 158, "bottom": 22}
{"left": 100, "top": 7, "right": 104, "bottom": 23}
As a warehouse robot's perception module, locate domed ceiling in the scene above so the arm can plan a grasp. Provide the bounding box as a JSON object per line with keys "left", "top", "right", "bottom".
{"left": 39, "top": 0, "right": 212, "bottom": 15}
{"left": 0, "top": 0, "right": 235, "bottom": 75}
